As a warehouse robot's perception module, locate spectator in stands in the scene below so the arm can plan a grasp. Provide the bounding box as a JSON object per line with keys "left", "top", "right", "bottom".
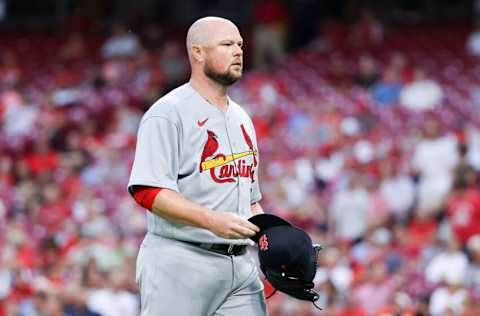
{"left": 428, "top": 272, "right": 469, "bottom": 316}
{"left": 374, "top": 291, "right": 416, "bottom": 316}
{"left": 425, "top": 237, "right": 468, "bottom": 286}
{"left": 63, "top": 286, "right": 101, "bottom": 316}
{"left": 24, "top": 137, "right": 59, "bottom": 177}
{"left": 405, "top": 209, "right": 438, "bottom": 259}
{"left": 370, "top": 67, "right": 403, "bottom": 106}
{"left": 353, "top": 54, "right": 379, "bottom": 88}
{"left": 446, "top": 170, "right": 480, "bottom": 244}
{"left": 365, "top": 177, "right": 390, "bottom": 228}
{"left": 253, "top": 0, "right": 288, "bottom": 69}
{"left": 276, "top": 161, "right": 309, "bottom": 209}
{"left": 159, "top": 40, "right": 189, "bottom": 92}
{"left": 352, "top": 259, "right": 400, "bottom": 315}
{"left": 329, "top": 173, "right": 369, "bottom": 242}
{"left": 1, "top": 89, "right": 38, "bottom": 141}
{"left": 86, "top": 268, "right": 138, "bottom": 316}
{"left": 399, "top": 67, "right": 444, "bottom": 111}
{"left": 412, "top": 118, "right": 459, "bottom": 215}
{"left": 101, "top": 25, "right": 142, "bottom": 58}
{"left": 379, "top": 160, "right": 415, "bottom": 222}
{"left": 315, "top": 246, "right": 353, "bottom": 298}
{"left": 387, "top": 52, "right": 414, "bottom": 83}
{"left": 314, "top": 147, "right": 345, "bottom": 189}
{"left": 35, "top": 182, "right": 71, "bottom": 236}
{"left": 351, "top": 227, "right": 393, "bottom": 266}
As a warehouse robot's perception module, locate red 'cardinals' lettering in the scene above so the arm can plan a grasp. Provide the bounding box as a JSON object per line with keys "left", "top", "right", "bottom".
{"left": 210, "top": 154, "right": 236, "bottom": 183}
{"left": 209, "top": 158, "right": 254, "bottom": 183}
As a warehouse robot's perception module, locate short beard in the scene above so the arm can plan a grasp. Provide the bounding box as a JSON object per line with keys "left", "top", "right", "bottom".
{"left": 203, "top": 61, "right": 241, "bottom": 86}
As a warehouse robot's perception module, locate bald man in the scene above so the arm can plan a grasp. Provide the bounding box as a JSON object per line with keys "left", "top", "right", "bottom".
{"left": 128, "top": 17, "right": 267, "bottom": 315}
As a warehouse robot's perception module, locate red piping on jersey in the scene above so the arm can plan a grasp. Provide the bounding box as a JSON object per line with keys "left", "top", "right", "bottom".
{"left": 131, "top": 186, "right": 162, "bottom": 211}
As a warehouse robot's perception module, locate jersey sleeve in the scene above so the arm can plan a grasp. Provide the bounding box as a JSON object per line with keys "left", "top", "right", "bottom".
{"left": 128, "top": 116, "right": 180, "bottom": 194}
{"left": 251, "top": 167, "right": 262, "bottom": 204}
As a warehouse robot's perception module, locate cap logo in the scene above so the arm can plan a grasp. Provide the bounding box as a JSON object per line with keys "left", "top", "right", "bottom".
{"left": 259, "top": 234, "right": 269, "bottom": 251}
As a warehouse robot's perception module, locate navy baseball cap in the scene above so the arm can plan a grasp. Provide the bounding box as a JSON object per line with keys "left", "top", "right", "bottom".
{"left": 248, "top": 214, "right": 291, "bottom": 242}
{"left": 248, "top": 214, "right": 318, "bottom": 280}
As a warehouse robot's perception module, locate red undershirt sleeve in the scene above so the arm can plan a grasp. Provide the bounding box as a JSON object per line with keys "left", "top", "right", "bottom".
{"left": 131, "top": 186, "right": 162, "bottom": 211}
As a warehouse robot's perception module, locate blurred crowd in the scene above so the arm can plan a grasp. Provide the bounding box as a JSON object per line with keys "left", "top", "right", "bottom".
{"left": 1, "top": 11, "right": 480, "bottom": 316}
{"left": 238, "top": 17, "right": 480, "bottom": 316}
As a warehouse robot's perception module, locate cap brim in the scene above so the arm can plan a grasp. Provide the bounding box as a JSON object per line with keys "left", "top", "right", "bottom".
{"left": 248, "top": 214, "right": 292, "bottom": 242}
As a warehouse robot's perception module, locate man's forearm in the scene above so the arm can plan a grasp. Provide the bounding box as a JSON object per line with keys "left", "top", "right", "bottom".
{"left": 151, "top": 188, "right": 213, "bottom": 229}
{"left": 150, "top": 189, "right": 263, "bottom": 228}
{"left": 150, "top": 189, "right": 260, "bottom": 239}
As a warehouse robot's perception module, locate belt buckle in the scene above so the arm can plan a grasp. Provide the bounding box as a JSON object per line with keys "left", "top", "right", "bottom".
{"left": 227, "top": 244, "right": 235, "bottom": 255}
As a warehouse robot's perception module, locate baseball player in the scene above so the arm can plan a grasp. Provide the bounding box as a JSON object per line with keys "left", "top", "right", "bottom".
{"left": 128, "top": 17, "right": 267, "bottom": 315}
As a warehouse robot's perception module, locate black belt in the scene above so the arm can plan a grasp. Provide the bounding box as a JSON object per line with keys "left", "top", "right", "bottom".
{"left": 185, "top": 241, "right": 247, "bottom": 256}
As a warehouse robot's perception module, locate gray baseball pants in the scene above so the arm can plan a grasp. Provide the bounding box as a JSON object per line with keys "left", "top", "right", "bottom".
{"left": 136, "top": 233, "right": 267, "bottom": 316}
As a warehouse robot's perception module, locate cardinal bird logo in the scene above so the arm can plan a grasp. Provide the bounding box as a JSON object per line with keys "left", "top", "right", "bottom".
{"left": 199, "top": 130, "right": 219, "bottom": 172}
{"left": 240, "top": 124, "right": 257, "bottom": 167}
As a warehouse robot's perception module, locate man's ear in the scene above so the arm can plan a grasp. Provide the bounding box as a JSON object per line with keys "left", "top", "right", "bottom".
{"left": 191, "top": 45, "right": 204, "bottom": 63}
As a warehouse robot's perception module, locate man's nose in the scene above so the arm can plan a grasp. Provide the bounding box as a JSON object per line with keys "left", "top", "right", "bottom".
{"left": 234, "top": 44, "right": 243, "bottom": 56}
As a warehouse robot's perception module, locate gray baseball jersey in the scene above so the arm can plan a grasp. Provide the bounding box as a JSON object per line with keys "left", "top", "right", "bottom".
{"left": 128, "top": 82, "right": 261, "bottom": 245}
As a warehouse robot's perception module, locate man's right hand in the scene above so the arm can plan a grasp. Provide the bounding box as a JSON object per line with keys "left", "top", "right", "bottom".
{"left": 206, "top": 211, "right": 260, "bottom": 239}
